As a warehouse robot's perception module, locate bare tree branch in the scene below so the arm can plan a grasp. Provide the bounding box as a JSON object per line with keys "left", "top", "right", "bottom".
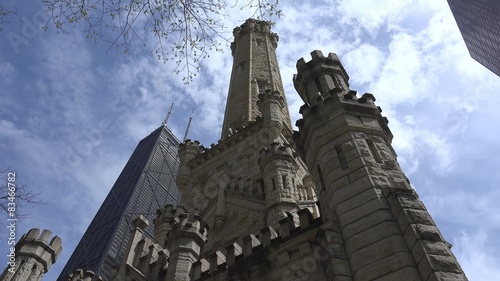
{"left": 39, "top": 0, "right": 281, "bottom": 82}
{"left": 0, "top": 2, "right": 21, "bottom": 31}
{"left": 0, "top": 168, "right": 43, "bottom": 222}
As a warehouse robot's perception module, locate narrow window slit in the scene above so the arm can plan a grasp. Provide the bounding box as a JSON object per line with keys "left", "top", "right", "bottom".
{"left": 335, "top": 144, "right": 349, "bottom": 170}
{"left": 366, "top": 139, "right": 382, "bottom": 163}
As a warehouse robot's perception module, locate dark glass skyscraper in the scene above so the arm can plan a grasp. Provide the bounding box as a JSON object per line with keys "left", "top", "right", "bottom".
{"left": 57, "top": 125, "right": 181, "bottom": 281}
{"left": 447, "top": 0, "right": 500, "bottom": 76}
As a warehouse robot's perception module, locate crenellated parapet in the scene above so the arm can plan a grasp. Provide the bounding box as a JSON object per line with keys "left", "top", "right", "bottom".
{"left": 258, "top": 142, "right": 297, "bottom": 168}
{"left": 168, "top": 209, "right": 209, "bottom": 242}
{"left": 178, "top": 117, "right": 286, "bottom": 180}
{"left": 0, "top": 228, "right": 62, "bottom": 281}
{"left": 111, "top": 216, "right": 169, "bottom": 281}
{"left": 231, "top": 19, "right": 279, "bottom": 55}
{"left": 293, "top": 50, "right": 350, "bottom": 105}
{"left": 192, "top": 208, "right": 321, "bottom": 280}
{"left": 296, "top": 89, "right": 393, "bottom": 146}
{"left": 67, "top": 269, "right": 103, "bottom": 281}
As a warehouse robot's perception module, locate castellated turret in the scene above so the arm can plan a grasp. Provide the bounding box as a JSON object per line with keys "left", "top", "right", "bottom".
{"left": 294, "top": 50, "right": 468, "bottom": 280}
{"left": 0, "top": 228, "right": 62, "bottom": 281}
{"left": 177, "top": 140, "right": 203, "bottom": 190}
{"left": 111, "top": 210, "right": 207, "bottom": 281}
{"left": 165, "top": 208, "right": 208, "bottom": 281}
{"left": 258, "top": 142, "right": 300, "bottom": 226}
{"left": 154, "top": 204, "right": 178, "bottom": 248}
{"left": 293, "top": 50, "right": 350, "bottom": 106}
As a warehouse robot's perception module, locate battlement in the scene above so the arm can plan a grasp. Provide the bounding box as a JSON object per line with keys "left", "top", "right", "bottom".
{"left": 230, "top": 19, "right": 279, "bottom": 56}
{"left": 294, "top": 50, "right": 349, "bottom": 83}
{"left": 192, "top": 208, "right": 320, "bottom": 280}
{"left": 293, "top": 50, "right": 351, "bottom": 107}
{"left": 181, "top": 119, "right": 264, "bottom": 169}
{"left": 0, "top": 228, "right": 62, "bottom": 281}
{"left": 113, "top": 233, "right": 169, "bottom": 280}
{"left": 235, "top": 19, "right": 273, "bottom": 34}
{"left": 156, "top": 204, "right": 182, "bottom": 220}
{"left": 169, "top": 210, "right": 209, "bottom": 237}
{"left": 130, "top": 238, "right": 168, "bottom": 278}
{"left": 155, "top": 205, "right": 209, "bottom": 243}
{"left": 67, "top": 269, "right": 103, "bottom": 281}
{"left": 260, "top": 142, "right": 294, "bottom": 155}
{"left": 258, "top": 142, "right": 297, "bottom": 168}
{"left": 17, "top": 228, "right": 63, "bottom": 267}
{"left": 179, "top": 139, "right": 204, "bottom": 150}
{"left": 296, "top": 50, "right": 341, "bottom": 68}
{"left": 257, "top": 90, "right": 285, "bottom": 105}
{"left": 297, "top": 90, "right": 381, "bottom": 114}
{"left": 293, "top": 87, "right": 393, "bottom": 148}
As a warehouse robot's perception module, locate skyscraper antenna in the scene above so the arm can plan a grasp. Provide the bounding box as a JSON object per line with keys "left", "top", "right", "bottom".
{"left": 183, "top": 108, "right": 195, "bottom": 141}
{"left": 162, "top": 102, "right": 174, "bottom": 126}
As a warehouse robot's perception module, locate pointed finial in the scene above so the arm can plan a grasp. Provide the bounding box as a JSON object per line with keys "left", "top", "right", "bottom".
{"left": 162, "top": 102, "right": 175, "bottom": 126}
{"left": 183, "top": 108, "right": 195, "bottom": 141}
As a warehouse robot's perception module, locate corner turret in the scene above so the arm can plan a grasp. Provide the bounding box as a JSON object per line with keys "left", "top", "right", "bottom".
{"left": 257, "top": 90, "right": 288, "bottom": 143}
{"left": 0, "top": 228, "right": 62, "bottom": 281}
{"left": 165, "top": 209, "right": 208, "bottom": 280}
{"left": 294, "top": 51, "right": 468, "bottom": 281}
{"left": 258, "top": 142, "right": 300, "bottom": 227}
{"left": 154, "top": 204, "right": 179, "bottom": 248}
{"left": 293, "top": 50, "right": 350, "bottom": 106}
{"left": 177, "top": 139, "right": 203, "bottom": 191}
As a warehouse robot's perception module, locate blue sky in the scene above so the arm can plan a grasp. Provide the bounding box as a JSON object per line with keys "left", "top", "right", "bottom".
{"left": 1, "top": 0, "right": 499, "bottom": 280}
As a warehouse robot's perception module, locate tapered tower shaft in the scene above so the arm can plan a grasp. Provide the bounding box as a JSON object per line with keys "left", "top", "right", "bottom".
{"left": 221, "top": 19, "right": 292, "bottom": 138}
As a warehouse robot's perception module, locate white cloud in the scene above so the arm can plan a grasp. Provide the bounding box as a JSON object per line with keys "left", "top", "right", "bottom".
{"left": 344, "top": 44, "right": 384, "bottom": 84}
{"left": 369, "top": 32, "right": 429, "bottom": 107}
{"left": 391, "top": 119, "right": 454, "bottom": 176}
{"left": 0, "top": 61, "right": 17, "bottom": 84}
{"left": 337, "top": 0, "right": 411, "bottom": 35}
{"left": 453, "top": 230, "right": 500, "bottom": 280}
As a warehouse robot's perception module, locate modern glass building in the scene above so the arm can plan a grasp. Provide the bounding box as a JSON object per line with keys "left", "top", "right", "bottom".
{"left": 447, "top": 0, "right": 500, "bottom": 76}
{"left": 57, "top": 125, "right": 181, "bottom": 280}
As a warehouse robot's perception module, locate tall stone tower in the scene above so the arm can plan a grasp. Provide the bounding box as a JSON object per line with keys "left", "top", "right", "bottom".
{"left": 0, "top": 228, "right": 62, "bottom": 281}
{"left": 177, "top": 19, "right": 318, "bottom": 253}
{"left": 221, "top": 19, "right": 292, "bottom": 138}
{"left": 293, "top": 51, "right": 468, "bottom": 280}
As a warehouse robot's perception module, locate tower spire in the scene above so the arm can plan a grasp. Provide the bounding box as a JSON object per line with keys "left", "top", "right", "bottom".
{"left": 183, "top": 108, "right": 194, "bottom": 141}
{"left": 162, "top": 102, "right": 174, "bottom": 126}
{"left": 221, "top": 19, "right": 292, "bottom": 139}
